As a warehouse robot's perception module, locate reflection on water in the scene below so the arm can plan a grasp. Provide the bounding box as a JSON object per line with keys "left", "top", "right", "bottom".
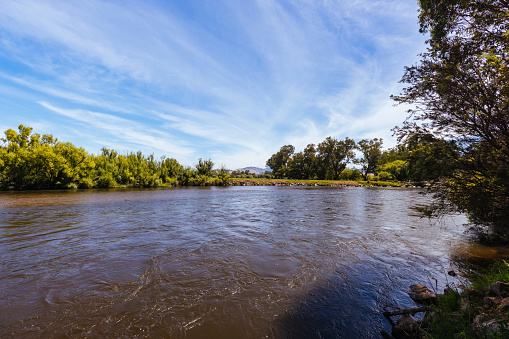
{"left": 0, "top": 186, "right": 477, "bottom": 337}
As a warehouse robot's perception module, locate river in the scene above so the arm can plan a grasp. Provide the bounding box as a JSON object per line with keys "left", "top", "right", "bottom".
{"left": 0, "top": 186, "right": 482, "bottom": 337}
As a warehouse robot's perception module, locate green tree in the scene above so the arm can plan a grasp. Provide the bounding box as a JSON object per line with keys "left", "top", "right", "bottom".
{"left": 266, "top": 145, "right": 295, "bottom": 179}
{"left": 355, "top": 138, "right": 383, "bottom": 180}
{"left": 0, "top": 125, "right": 94, "bottom": 189}
{"left": 287, "top": 152, "right": 305, "bottom": 179}
{"left": 159, "top": 156, "right": 183, "bottom": 183}
{"left": 393, "top": 0, "right": 509, "bottom": 236}
{"left": 377, "top": 160, "right": 409, "bottom": 181}
{"left": 179, "top": 166, "right": 197, "bottom": 185}
{"left": 215, "top": 166, "right": 231, "bottom": 186}
{"left": 317, "top": 137, "right": 356, "bottom": 180}
{"left": 195, "top": 158, "right": 214, "bottom": 178}
{"left": 302, "top": 144, "right": 318, "bottom": 179}
{"left": 405, "top": 132, "right": 459, "bottom": 182}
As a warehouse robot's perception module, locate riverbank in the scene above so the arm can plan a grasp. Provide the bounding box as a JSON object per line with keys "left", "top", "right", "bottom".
{"left": 228, "top": 178, "right": 411, "bottom": 187}
{"left": 386, "top": 260, "right": 509, "bottom": 338}
{"left": 0, "top": 178, "right": 419, "bottom": 190}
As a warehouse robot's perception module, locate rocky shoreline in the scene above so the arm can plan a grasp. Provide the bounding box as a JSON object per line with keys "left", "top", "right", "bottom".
{"left": 228, "top": 179, "right": 417, "bottom": 188}
{"left": 383, "top": 281, "right": 509, "bottom": 338}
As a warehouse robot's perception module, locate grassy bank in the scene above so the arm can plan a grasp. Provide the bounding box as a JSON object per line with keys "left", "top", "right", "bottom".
{"left": 422, "top": 260, "right": 509, "bottom": 338}
{"left": 228, "top": 178, "right": 409, "bottom": 187}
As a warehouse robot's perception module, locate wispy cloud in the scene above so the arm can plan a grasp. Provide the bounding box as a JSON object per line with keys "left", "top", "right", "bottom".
{"left": 0, "top": 0, "right": 426, "bottom": 168}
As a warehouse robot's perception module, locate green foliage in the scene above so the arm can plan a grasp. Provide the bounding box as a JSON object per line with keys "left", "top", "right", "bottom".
{"left": 0, "top": 124, "right": 94, "bottom": 189}
{"left": 470, "top": 260, "right": 509, "bottom": 292}
{"left": 266, "top": 145, "right": 295, "bottom": 179}
{"left": 215, "top": 167, "right": 231, "bottom": 186}
{"left": 393, "top": 0, "right": 509, "bottom": 236}
{"left": 355, "top": 138, "right": 383, "bottom": 180}
{"left": 178, "top": 166, "right": 197, "bottom": 186}
{"left": 266, "top": 137, "right": 358, "bottom": 181}
{"left": 424, "top": 260, "right": 509, "bottom": 338}
{"left": 0, "top": 125, "right": 206, "bottom": 190}
{"left": 377, "top": 160, "right": 409, "bottom": 181}
{"left": 195, "top": 158, "right": 214, "bottom": 177}
{"left": 338, "top": 167, "right": 363, "bottom": 181}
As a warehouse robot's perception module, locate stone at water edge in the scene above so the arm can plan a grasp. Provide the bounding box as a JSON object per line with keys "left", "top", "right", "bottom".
{"left": 500, "top": 297, "right": 509, "bottom": 311}
{"left": 392, "top": 314, "right": 421, "bottom": 339}
{"left": 483, "top": 296, "right": 503, "bottom": 308}
{"left": 489, "top": 281, "right": 509, "bottom": 297}
{"left": 408, "top": 284, "right": 438, "bottom": 304}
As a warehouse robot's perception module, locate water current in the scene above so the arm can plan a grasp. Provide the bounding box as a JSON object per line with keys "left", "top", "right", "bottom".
{"left": 0, "top": 186, "right": 491, "bottom": 338}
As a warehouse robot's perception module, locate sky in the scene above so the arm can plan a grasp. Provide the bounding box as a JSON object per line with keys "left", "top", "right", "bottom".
{"left": 0, "top": 0, "right": 427, "bottom": 169}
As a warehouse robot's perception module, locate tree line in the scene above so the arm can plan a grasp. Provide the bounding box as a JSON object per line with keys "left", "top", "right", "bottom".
{"left": 265, "top": 134, "right": 456, "bottom": 182}
{"left": 0, "top": 125, "right": 229, "bottom": 189}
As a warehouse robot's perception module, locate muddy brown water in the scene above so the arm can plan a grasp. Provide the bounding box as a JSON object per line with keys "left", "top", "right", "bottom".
{"left": 0, "top": 186, "right": 492, "bottom": 338}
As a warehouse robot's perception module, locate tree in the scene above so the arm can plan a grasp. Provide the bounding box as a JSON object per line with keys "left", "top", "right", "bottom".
{"left": 215, "top": 166, "right": 231, "bottom": 186}
{"left": 287, "top": 151, "right": 305, "bottom": 179}
{"left": 355, "top": 138, "right": 383, "bottom": 180}
{"left": 0, "top": 124, "right": 94, "bottom": 189}
{"left": 317, "top": 137, "right": 356, "bottom": 180}
{"left": 195, "top": 158, "right": 214, "bottom": 177}
{"left": 266, "top": 145, "right": 295, "bottom": 179}
{"left": 377, "top": 160, "right": 409, "bottom": 181}
{"left": 303, "top": 144, "right": 318, "bottom": 179}
{"left": 404, "top": 132, "right": 459, "bottom": 182}
{"left": 393, "top": 0, "right": 509, "bottom": 236}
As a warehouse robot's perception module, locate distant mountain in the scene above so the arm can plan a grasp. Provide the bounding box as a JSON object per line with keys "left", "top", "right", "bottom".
{"left": 235, "top": 167, "right": 271, "bottom": 174}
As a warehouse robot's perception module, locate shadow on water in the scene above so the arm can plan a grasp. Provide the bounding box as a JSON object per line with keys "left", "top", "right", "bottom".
{"left": 270, "top": 260, "right": 432, "bottom": 338}
{"left": 270, "top": 243, "right": 509, "bottom": 339}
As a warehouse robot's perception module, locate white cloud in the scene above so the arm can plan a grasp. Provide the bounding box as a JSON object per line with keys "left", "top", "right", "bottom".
{"left": 0, "top": 0, "right": 427, "bottom": 168}
{"left": 39, "top": 102, "right": 193, "bottom": 156}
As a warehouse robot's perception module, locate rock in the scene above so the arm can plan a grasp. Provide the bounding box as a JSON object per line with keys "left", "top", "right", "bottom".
{"left": 380, "top": 330, "right": 395, "bottom": 339}
{"left": 483, "top": 296, "right": 502, "bottom": 308}
{"left": 500, "top": 297, "right": 509, "bottom": 311}
{"left": 489, "top": 281, "right": 509, "bottom": 297}
{"left": 474, "top": 314, "right": 501, "bottom": 336}
{"left": 443, "top": 286, "right": 455, "bottom": 295}
{"left": 409, "top": 284, "right": 438, "bottom": 304}
{"left": 392, "top": 314, "right": 421, "bottom": 339}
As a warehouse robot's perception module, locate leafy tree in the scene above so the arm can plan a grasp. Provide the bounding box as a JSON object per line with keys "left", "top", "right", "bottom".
{"left": 316, "top": 137, "right": 356, "bottom": 180}
{"left": 405, "top": 132, "right": 460, "bottom": 182}
{"left": 159, "top": 157, "right": 183, "bottom": 183}
{"left": 179, "top": 166, "right": 197, "bottom": 185}
{"left": 338, "top": 167, "right": 363, "bottom": 181}
{"left": 195, "top": 158, "right": 214, "bottom": 178}
{"left": 215, "top": 166, "right": 231, "bottom": 186}
{"left": 0, "top": 125, "right": 95, "bottom": 189}
{"left": 266, "top": 145, "right": 295, "bottom": 179}
{"left": 393, "top": 0, "right": 509, "bottom": 236}
{"left": 302, "top": 144, "right": 318, "bottom": 179}
{"left": 287, "top": 151, "right": 305, "bottom": 179}
{"left": 355, "top": 138, "right": 383, "bottom": 180}
{"left": 377, "top": 160, "right": 409, "bottom": 181}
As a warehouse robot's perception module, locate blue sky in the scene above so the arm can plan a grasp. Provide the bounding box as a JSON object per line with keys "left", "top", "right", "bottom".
{"left": 0, "top": 0, "right": 426, "bottom": 169}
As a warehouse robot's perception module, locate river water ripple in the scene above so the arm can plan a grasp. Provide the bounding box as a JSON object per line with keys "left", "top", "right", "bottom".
{"left": 0, "top": 186, "right": 475, "bottom": 337}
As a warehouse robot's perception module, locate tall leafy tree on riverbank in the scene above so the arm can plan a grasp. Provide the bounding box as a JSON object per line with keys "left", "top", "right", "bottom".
{"left": 317, "top": 137, "right": 356, "bottom": 180}
{"left": 266, "top": 137, "right": 357, "bottom": 180}
{"left": 0, "top": 125, "right": 193, "bottom": 189}
{"left": 266, "top": 145, "right": 295, "bottom": 179}
{"left": 393, "top": 0, "right": 509, "bottom": 236}
{"left": 355, "top": 138, "right": 383, "bottom": 180}
{"left": 0, "top": 125, "right": 94, "bottom": 189}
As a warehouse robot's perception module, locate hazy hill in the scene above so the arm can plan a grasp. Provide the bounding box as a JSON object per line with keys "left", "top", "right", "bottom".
{"left": 234, "top": 167, "right": 271, "bottom": 174}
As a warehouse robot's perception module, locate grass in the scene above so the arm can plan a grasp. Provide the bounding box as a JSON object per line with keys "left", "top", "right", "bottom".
{"left": 422, "top": 260, "right": 509, "bottom": 338}
{"left": 228, "top": 178, "right": 408, "bottom": 187}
